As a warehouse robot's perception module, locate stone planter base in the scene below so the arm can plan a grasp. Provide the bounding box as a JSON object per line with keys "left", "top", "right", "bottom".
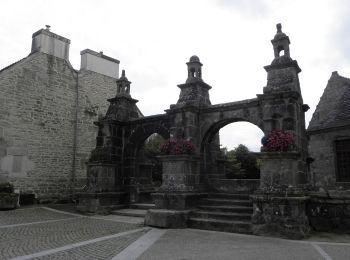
{"left": 0, "top": 193, "right": 19, "bottom": 210}
{"left": 158, "top": 155, "right": 200, "bottom": 192}
{"left": 251, "top": 192, "right": 310, "bottom": 239}
{"left": 152, "top": 192, "right": 207, "bottom": 210}
{"left": 259, "top": 152, "right": 307, "bottom": 188}
{"left": 145, "top": 209, "right": 190, "bottom": 228}
{"left": 76, "top": 192, "right": 125, "bottom": 213}
{"left": 307, "top": 191, "right": 350, "bottom": 232}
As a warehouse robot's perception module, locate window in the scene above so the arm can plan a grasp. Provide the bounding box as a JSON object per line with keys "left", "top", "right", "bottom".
{"left": 335, "top": 138, "right": 350, "bottom": 182}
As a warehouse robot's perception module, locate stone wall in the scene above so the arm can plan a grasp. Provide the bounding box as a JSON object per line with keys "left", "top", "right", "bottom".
{"left": 308, "top": 191, "right": 350, "bottom": 232}
{"left": 75, "top": 70, "right": 117, "bottom": 189}
{"left": 0, "top": 52, "right": 117, "bottom": 200}
{"left": 308, "top": 127, "right": 350, "bottom": 189}
{"left": 0, "top": 52, "right": 76, "bottom": 199}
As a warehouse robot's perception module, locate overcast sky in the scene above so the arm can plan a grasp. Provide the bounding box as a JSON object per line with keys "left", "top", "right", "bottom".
{"left": 1, "top": 0, "right": 350, "bottom": 151}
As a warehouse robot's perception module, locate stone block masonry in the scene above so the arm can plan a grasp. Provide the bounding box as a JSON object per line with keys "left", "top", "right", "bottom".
{"left": 0, "top": 28, "right": 119, "bottom": 200}
{"left": 0, "top": 53, "right": 76, "bottom": 199}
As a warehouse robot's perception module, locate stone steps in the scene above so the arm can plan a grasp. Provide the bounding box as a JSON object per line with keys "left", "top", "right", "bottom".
{"left": 111, "top": 203, "right": 155, "bottom": 218}
{"left": 197, "top": 205, "right": 253, "bottom": 214}
{"left": 188, "top": 218, "right": 252, "bottom": 234}
{"left": 111, "top": 208, "right": 147, "bottom": 217}
{"left": 201, "top": 198, "right": 252, "bottom": 207}
{"left": 189, "top": 193, "right": 253, "bottom": 234}
{"left": 130, "top": 203, "right": 156, "bottom": 210}
{"left": 191, "top": 211, "right": 251, "bottom": 221}
{"left": 208, "top": 193, "right": 251, "bottom": 200}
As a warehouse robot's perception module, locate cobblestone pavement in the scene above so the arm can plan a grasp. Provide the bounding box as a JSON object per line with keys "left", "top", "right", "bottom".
{"left": 32, "top": 231, "right": 146, "bottom": 260}
{"left": 2, "top": 207, "right": 350, "bottom": 260}
{"left": 137, "top": 229, "right": 350, "bottom": 260}
{"left": 0, "top": 207, "right": 145, "bottom": 260}
{"left": 0, "top": 207, "right": 76, "bottom": 226}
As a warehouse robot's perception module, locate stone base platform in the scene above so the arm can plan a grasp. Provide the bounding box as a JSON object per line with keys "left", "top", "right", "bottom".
{"left": 145, "top": 209, "right": 190, "bottom": 228}
{"left": 152, "top": 192, "right": 207, "bottom": 210}
{"left": 251, "top": 192, "right": 310, "bottom": 239}
{"left": 76, "top": 191, "right": 126, "bottom": 213}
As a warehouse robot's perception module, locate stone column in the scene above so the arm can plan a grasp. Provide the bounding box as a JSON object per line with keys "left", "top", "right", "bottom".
{"left": 145, "top": 155, "right": 206, "bottom": 228}
{"left": 251, "top": 152, "right": 310, "bottom": 239}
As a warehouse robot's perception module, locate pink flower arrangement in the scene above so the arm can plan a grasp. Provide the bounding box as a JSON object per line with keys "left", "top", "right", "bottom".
{"left": 160, "top": 138, "right": 196, "bottom": 155}
{"left": 265, "top": 129, "right": 295, "bottom": 152}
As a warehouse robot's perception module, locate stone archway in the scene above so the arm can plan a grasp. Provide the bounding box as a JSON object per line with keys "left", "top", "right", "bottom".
{"left": 81, "top": 24, "right": 311, "bottom": 238}
{"left": 199, "top": 118, "right": 264, "bottom": 193}
{"left": 128, "top": 122, "right": 170, "bottom": 195}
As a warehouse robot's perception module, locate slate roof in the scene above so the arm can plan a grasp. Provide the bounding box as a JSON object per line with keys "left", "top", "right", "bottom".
{"left": 308, "top": 71, "right": 350, "bottom": 132}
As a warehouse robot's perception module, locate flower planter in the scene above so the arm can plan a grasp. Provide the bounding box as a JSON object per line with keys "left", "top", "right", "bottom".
{"left": 158, "top": 155, "right": 200, "bottom": 192}
{"left": 258, "top": 152, "right": 307, "bottom": 188}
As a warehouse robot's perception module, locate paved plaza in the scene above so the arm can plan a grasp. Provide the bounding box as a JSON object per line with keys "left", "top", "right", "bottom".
{"left": 1, "top": 206, "right": 350, "bottom": 260}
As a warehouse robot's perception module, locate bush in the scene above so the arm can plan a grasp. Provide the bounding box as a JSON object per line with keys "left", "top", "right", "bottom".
{"left": 265, "top": 129, "right": 295, "bottom": 152}
{"left": 160, "top": 138, "right": 196, "bottom": 155}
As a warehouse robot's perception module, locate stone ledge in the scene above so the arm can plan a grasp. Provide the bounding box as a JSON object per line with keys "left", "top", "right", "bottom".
{"left": 144, "top": 209, "right": 190, "bottom": 228}
{"left": 152, "top": 192, "right": 207, "bottom": 210}
{"left": 76, "top": 192, "right": 126, "bottom": 213}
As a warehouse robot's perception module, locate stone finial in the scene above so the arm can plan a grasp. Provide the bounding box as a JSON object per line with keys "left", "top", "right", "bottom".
{"left": 271, "top": 23, "right": 290, "bottom": 58}
{"left": 116, "top": 69, "right": 131, "bottom": 96}
{"left": 186, "top": 55, "right": 203, "bottom": 83}
{"left": 45, "top": 25, "right": 51, "bottom": 31}
{"left": 276, "top": 23, "right": 282, "bottom": 33}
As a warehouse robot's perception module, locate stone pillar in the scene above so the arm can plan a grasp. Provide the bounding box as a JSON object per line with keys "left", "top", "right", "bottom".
{"left": 251, "top": 152, "right": 310, "bottom": 239}
{"left": 250, "top": 24, "right": 310, "bottom": 239}
{"left": 145, "top": 155, "right": 206, "bottom": 228}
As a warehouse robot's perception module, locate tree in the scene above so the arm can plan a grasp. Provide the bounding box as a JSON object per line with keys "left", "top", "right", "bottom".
{"left": 233, "top": 144, "right": 260, "bottom": 179}
{"left": 220, "top": 144, "right": 260, "bottom": 179}
{"left": 143, "top": 133, "right": 165, "bottom": 157}
{"left": 220, "top": 147, "right": 244, "bottom": 179}
{"left": 142, "top": 134, "right": 165, "bottom": 184}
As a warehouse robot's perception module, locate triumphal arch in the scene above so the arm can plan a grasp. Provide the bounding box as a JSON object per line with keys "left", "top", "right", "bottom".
{"left": 78, "top": 24, "right": 311, "bottom": 238}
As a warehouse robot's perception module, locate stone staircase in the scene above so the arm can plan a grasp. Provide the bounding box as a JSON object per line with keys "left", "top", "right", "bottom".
{"left": 188, "top": 193, "right": 253, "bottom": 234}
{"left": 111, "top": 203, "right": 155, "bottom": 218}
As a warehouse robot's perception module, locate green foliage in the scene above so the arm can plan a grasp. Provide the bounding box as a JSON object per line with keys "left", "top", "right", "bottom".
{"left": 144, "top": 133, "right": 165, "bottom": 157}
{"left": 220, "top": 148, "right": 243, "bottom": 179}
{"left": 221, "top": 144, "right": 260, "bottom": 179}
{"left": 143, "top": 134, "right": 165, "bottom": 184}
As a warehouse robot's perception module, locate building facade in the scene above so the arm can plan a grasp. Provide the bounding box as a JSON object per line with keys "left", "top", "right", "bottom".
{"left": 0, "top": 27, "right": 123, "bottom": 200}
{"left": 308, "top": 71, "right": 350, "bottom": 189}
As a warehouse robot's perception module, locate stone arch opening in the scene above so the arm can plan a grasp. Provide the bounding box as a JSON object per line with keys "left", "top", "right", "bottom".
{"left": 200, "top": 119, "right": 264, "bottom": 191}
{"left": 126, "top": 123, "right": 170, "bottom": 202}
{"left": 129, "top": 123, "right": 170, "bottom": 156}
{"left": 136, "top": 133, "right": 166, "bottom": 188}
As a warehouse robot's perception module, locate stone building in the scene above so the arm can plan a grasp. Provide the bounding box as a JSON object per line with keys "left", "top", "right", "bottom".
{"left": 307, "top": 71, "right": 350, "bottom": 231}
{"left": 0, "top": 27, "right": 126, "bottom": 200}
{"left": 308, "top": 71, "right": 350, "bottom": 188}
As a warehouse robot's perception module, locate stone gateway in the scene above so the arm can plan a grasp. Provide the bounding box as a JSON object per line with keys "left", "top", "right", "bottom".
{"left": 1, "top": 24, "right": 349, "bottom": 238}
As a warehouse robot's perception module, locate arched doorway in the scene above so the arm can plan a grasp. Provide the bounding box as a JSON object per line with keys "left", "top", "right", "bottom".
{"left": 127, "top": 123, "right": 170, "bottom": 202}
{"left": 200, "top": 119, "right": 264, "bottom": 193}
{"left": 136, "top": 133, "right": 165, "bottom": 189}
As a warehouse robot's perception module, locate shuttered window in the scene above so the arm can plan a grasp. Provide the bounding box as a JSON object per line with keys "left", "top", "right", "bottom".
{"left": 336, "top": 138, "right": 350, "bottom": 182}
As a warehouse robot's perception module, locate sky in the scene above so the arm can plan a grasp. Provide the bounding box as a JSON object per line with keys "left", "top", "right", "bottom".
{"left": 1, "top": 0, "right": 350, "bottom": 151}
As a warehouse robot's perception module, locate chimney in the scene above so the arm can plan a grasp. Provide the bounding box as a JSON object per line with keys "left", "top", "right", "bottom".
{"left": 80, "top": 49, "right": 120, "bottom": 78}
{"left": 31, "top": 25, "right": 70, "bottom": 60}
